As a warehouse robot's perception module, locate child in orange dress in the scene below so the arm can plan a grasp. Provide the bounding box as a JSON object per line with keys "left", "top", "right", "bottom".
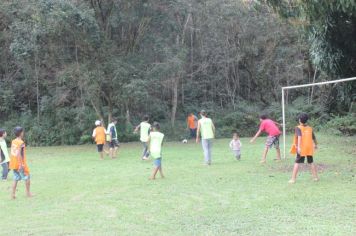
{"left": 9, "top": 126, "right": 32, "bottom": 199}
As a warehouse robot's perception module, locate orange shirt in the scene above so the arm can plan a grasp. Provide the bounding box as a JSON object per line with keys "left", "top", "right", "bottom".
{"left": 94, "top": 127, "right": 106, "bottom": 145}
{"left": 187, "top": 115, "right": 197, "bottom": 129}
{"left": 291, "top": 125, "right": 314, "bottom": 156}
{"left": 9, "top": 138, "right": 30, "bottom": 175}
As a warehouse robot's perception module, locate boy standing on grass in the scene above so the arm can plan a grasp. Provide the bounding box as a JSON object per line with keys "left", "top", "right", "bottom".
{"left": 9, "top": 127, "right": 32, "bottom": 199}
{"left": 92, "top": 120, "right": 107, "bottom": 160}
{"left": 0, "top": 129, "right": 10, "bottom": 180}
{"left": 230, "top": 132, "right": 242, "bottom": 160}
{"left": 289, "top": 113, "right": 319, "bottom": 184}
{"left": 107, "top": 118, "right": 119, "bottom": 159}
{"left": 250, "top": 115, "right": 281, "bottom": 163}
{"left": 148, "top": 122, "right": 164, "bottom": 180}
{"left": 196, "top": 110, "right": 215, "bottom": 165}
{"left": 187, "top": 113, "right": 198, "bottom": 139}
{"left": 134, "top": 115, "right": 151, "bottom": 160}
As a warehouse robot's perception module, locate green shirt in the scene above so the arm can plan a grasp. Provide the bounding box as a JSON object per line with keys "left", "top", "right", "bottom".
{"left": 0, "top": 139, "right": 10, "bottom": 164}
{"left": 140, "top": 122, "right": 151, "bottom": 142}
{"left": 149, "top": 131, "right": 164, "bottom": 159}
{"left": 199, "top": 117, "right": 214, "bottom": 139}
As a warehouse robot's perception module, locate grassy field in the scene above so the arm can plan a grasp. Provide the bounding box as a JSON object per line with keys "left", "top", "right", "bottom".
{"left": 0, "top": 134, "right": 355, "bottom": 236}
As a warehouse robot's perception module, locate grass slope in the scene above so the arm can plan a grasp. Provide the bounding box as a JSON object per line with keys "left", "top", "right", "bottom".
{"left": 0, "top": 134, "right": 355, "bottom": 235}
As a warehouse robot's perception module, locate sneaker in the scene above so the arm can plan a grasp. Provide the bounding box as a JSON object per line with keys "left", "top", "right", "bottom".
{"left": 313, "top": 178, "right": 319, "bottom": 182}
{"left": 288, "top": 179, "right": 296, "bottom": 184}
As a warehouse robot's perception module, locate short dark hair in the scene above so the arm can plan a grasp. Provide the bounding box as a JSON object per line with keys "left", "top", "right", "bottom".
{"left": 143, "top": 115, "right": 149, "bottom": 121}
{"left": 153, "top": 122, "right": 160, "bottom": 130}
{"left": 200, "top": 110, "right": 207, "bottom": 116}
{"left": 260, "top": 114, "right": 268, "bottom": 120}
{"left": 111, "top": 117, "right": 118, "bottom": 122}
{"left": 298, "top": 113, "right": 309, "bottom": 124}
{"left": 13, "top": 126, "right": 24, "bottom": 137}
{"left": 0, "top": 129, "right": 6, "bottom": 137}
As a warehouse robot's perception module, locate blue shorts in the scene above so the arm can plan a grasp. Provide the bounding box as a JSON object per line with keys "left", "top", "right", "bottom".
{"left": 153, "top": 158, "right": 162, "bottom": 167}
{"left": 13, "top": 169, "right": 30, "bottom": 181}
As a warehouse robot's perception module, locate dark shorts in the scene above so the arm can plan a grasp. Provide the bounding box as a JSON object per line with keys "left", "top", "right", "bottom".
{"left": 190, "top": 128, "right": 197, "bottom": 138}
{"left": 109, "top": 139, "right": 119, "bottom": 148}
{"left": 295, "top": 154, "right": 313, "bottom": 164}
{"left": 266, "top": 135, "right": 280, "bottom": 149}
{"left": 97, "top": 144, "right": 104, "bottom": 152}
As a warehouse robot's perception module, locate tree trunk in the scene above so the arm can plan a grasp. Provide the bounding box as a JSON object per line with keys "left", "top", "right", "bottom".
{"left": 34, "top": 50, "right": 40, "bottom": 123}
{"left": 171, "top": 76, "right": 179, "bottom": 128}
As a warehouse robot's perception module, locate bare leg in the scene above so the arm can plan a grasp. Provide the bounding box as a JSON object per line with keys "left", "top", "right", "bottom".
{"left": 289, "top": 163, "right": 299, "bottom": 183}
{"left": 104, "top": 145, "right": 110, "bottom": 155}
{"left": 261, "top": 147, "right": 269, "bottom": 163}
{"left": 310, "top": 163, "right": 319, "bottom": 181}
{"left": 113, "top": 147, "right": 118, "bottom": 159}
{"left": 150, "top": 167, "right": 159, "bottom": 180}
{"left": 11, "top": 181, "right": 18, "bottom": 199}
{"left": 275, "top": 148, "right": 281, "bottom": 160}
{"left": 26, "top": 179, "right": 32, "bottom": 197}
{"left": 109, "top": 148, "right": 114, "bottom": 159}
{"left": 158, "top": 166, "right": 164, "bottom": 178}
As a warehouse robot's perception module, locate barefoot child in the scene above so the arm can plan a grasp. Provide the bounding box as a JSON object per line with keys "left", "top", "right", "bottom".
{"left": 148, "top": 122, "right": 164, "bottom": 179}
{"left": 9, "top": 126, "right": 32, "bottom": 199}
{"left": 250, "top": 115, "right": 281, "bottom": 163}
{"left": 92, "top": 120, "right": 107, "bottom": 160}
{"left": 229, "top": 132, "right": 242, "bottom": 160}
{"left": 289, "top": 113, "right": 319, "bottom": 184}
{"left": 0, "top": 129, "right": 10, "bottom": 180}
{"left": 134, "top": 115, "right": 151, "bottom": 160}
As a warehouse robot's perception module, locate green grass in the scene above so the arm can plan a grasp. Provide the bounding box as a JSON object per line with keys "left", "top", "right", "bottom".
{"left": 0, "top": 134, "right": 355, "bottom": 235}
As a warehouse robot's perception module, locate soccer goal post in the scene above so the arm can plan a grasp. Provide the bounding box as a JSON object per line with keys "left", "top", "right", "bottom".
{"left": 281, "top": 77, "right": 356, "bottom": 159}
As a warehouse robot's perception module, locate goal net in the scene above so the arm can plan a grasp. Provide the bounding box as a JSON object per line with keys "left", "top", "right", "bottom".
{"left": 281, "top": 77, "right": 356, "bottom": 159}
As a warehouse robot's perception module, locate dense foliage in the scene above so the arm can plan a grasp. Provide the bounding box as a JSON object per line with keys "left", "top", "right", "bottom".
{"left": 0, "top": 0, "right": 354, "bottom": 145}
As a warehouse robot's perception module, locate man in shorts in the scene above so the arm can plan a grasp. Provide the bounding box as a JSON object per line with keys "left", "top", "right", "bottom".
{"left": 92, "top": 120, "right": 106, "bottom": 160}
{"left": 289, "top": 113, "right": 319, "bottom": 183}
{"left": 107, "top": 118, "right": 119, "bottom": 159}
{"left": 250, "top": 115, "right": 281, "bottom": 163}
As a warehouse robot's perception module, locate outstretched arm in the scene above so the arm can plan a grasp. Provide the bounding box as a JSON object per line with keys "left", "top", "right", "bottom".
{"left": 196, "top": 121, "right": 201, "bottom": 143}
{"left": 134, "top": 124, "right": 141, "bottom": 133}
{"left": 250, "top": 129, "right": 262, "bottom": 143}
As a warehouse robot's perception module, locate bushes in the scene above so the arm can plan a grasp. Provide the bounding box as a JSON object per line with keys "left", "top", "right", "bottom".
{"left": 323, "top": 114, "right": 356, "bottom": 136}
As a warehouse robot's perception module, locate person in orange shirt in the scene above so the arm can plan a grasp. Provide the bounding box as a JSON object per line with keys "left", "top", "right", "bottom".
{"left": 92, "top": 120, "right": 107, "bottom": 160}
{"left": 9, "top": 126, "right": 32, "bottom": 199}
{"left": 187, "top": 113, "right": 198, "bottom": 139}
{"left": 289, "top": 113, "right": 319, "bottom": 184}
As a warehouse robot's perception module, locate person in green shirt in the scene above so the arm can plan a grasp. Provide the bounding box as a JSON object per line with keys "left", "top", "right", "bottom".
{"left": 148, "top": 122, "right": 165, "bottom": 180}
{"left": 134, "top": 115, "right": 151, "bottom": 160}
{"left": 0, "top": 129, "right": 10, "bottom": 180}
{"left": 196, "top": 110, "right": 215, "bottom": 165}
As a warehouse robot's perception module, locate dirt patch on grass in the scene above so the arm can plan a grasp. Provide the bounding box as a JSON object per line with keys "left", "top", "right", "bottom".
{"left": 271, "top": 163, "right": 333, "bottom": 173}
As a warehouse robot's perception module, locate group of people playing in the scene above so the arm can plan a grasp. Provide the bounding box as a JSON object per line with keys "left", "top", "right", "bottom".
{"left": 0, "top": 109, "right": 319, "bottom": 199}
{"left": 93, "top": 109, "right": 319, "bottom": 183}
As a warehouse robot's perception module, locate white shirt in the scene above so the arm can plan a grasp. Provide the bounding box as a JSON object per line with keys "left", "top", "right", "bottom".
{"left": 229, "top": 139, "right": 242, "bottom": 151}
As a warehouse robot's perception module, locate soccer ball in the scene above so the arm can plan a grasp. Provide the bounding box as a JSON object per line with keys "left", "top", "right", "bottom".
{"left": 182, "top": 139, "right": 188, "bottom": 144}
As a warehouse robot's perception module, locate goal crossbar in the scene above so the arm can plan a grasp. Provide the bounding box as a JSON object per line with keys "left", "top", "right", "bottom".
{"left": 281, "top": 77, "right": 356, "bottom": 159}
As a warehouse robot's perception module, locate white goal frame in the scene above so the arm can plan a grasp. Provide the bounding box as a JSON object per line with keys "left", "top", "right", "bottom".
{"left": 281, "top": 77, "right": 356, "bottom": 159}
